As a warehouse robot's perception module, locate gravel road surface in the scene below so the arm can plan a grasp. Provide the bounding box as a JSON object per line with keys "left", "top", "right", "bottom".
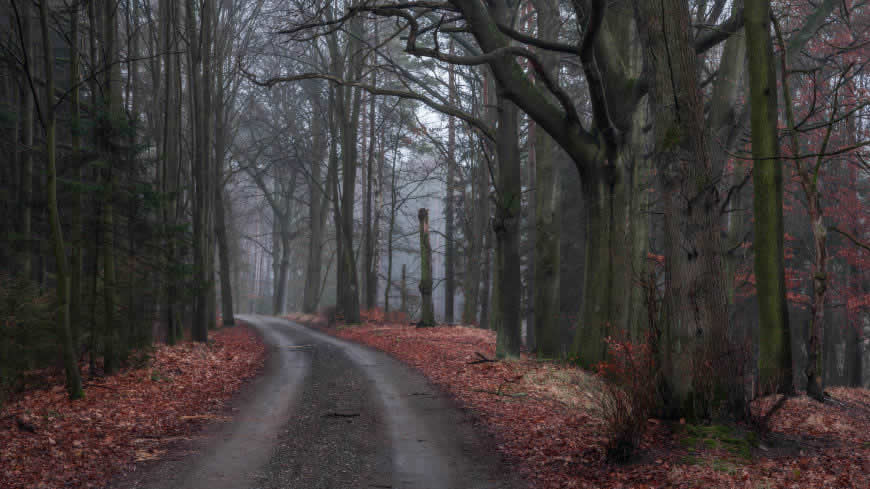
{"left": 108, "top": 315, "right": 523, "bottom": 489}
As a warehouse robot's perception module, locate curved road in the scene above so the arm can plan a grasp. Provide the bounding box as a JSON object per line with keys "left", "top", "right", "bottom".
{"left": 110, "top": 315, "right": 523, "bottom": 489}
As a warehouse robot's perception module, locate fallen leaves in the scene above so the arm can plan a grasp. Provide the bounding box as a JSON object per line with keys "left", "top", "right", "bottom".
{"left": 293, "top": 314, "right": 870, "bottom": 489}
{"left": 0, "top": 325, "right": 265, "bottom": 489}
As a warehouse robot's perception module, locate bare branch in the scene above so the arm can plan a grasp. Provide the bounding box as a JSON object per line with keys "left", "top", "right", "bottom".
{"left": 241, "top": 68, "right": 495, "bottom": 141}
{"left": 694, "top": 8, "right": 745, "bottom": 54}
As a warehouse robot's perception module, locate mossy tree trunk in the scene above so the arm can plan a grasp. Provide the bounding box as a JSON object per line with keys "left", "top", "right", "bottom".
{"left": 746, "top": 0, "right": 794, "bottom": 395}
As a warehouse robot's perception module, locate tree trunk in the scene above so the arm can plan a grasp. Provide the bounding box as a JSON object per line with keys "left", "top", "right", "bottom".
{"left": 636, "top": 0, "right": 735, "bottom": 418}
{"left": 746, "top": 0, "right": 794, "bottom": 395}
{"left": 364, "top": 70, "right": 378, "bottom": 310}
{"left": 303, "top": 102, "right": 326, "bottom": 313}
{"left": 274, "top": 172, "right": 296, "bottom": 316}
{"left": 20, "top": 4, "right": 33, "bottom": 280}
{"left": 461, "top": 144, "right": 486, "bottom": 325}
{"left": 159, "top": 0, "right": 182, "bottom": 344}
{"left": 494, "top": 94, "right": 522, "bottom": 360}
{"left": 805, "top": 196, "right": 826, "bottom": 399}
{"left": 215, "top": 185, "right": 235, "bottom": 325}
{"left": 571, "top": 165, "right": 634, "bottom": 366}
{"left": 70, "top": 2, "right": 84, "bottom": 347}
{"left": 525, "top": 123, "right": 536, "bottom": 351}
{"left": 102, "top": 0, "right": 123, "bottom": 372}
{"left": 384, "top": 146, "right": 399, "bottom": 313}
{"left": 39, "top": 0, "right": 84, "bottom": 399}
{"left": 532, "top": 0, "right": 561, "bottom": 358}
{"left": 400, "top": 263, "right": 407, "bottom": 314}
{"left": 480, "top": 226, "right": 491, "bottom": 330}
{"left": 417, "top": 208, "right": 436, "bottom": 327}
{"left": 188, "top": 0, "right": 213, "bottom": 342}
{"left": 444, "top": 40, "right": 457, "bottom": 324}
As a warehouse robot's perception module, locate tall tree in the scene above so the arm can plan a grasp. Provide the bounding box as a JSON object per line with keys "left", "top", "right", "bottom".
{"left": 37, "top": 0, "right": 84, "bottom": 399}
{"left": 532, "top": 0, "right": 561, "bottom": 358}
{"left": 635, "top": 0, "right": 736, "bottom": 416}
{"left": 746, "top": 0, "right": 794, "bottom": 395}
{"left": 444, "top": 39, "right": 457, "bottom": 324}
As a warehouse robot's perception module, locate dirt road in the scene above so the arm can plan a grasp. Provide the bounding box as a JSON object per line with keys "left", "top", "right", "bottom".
{"left": 109, "top": 316, "right": 522, "bottom": 489}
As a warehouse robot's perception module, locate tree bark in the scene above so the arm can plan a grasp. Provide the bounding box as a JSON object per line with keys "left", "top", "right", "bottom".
{"left": 215, "top": 185, "right": 235, "bottom": 325}
{"left": 101, "top": 0, "right": 123, "bottom": 371}
{"left": 400, "top": 263, "right": 407, "bottom": 314}
{"left": 303, "top": 105, "right": 326, "bottom": 313}
{"left": 38, "top": 0, "right": 84, "bottom": 399}
{"left": 364, "top": 70, "right": 378, "bottom": 310}
{"left": 461, "top": 139, "right": 486, "bottom": 325}
{"left": 70, "top": 1, "right": 84, "bottom": 347}
{"left": 494, "top": 92, "right": 522, "bottom": 360}
{"left": 417, "top": 209, "right": 436, "bottom": 327}
{"left": 636, "top": 0, "right": 735, "bottom": 418}
{"left": 188, "top": 0, "right": 214, "bottom": 342}
{"left": 444, "top": 40, "right": 457, "bottom": 324}
{"left": 532, "top": 0, "right": 561, "bottom": 358}
{"left": 746, "top": 0, "right": 794, "bottom": 395}
{"left": 20, "top": 4, "right": 33, "bottom": 280}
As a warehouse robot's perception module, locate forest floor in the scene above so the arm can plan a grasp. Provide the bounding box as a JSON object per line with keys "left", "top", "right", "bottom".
{"left": 285, "top": 312, "right": 870, "bottom": 489}
{"left": 0, "top": 325, "right": 266, "bottom": 489}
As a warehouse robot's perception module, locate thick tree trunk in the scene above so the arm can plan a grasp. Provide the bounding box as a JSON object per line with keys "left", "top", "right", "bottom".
{"left": 636, "top": 0, "right": 736, "bottom": 418}
{"left": 746, "top": 0, "right": 794, "bottom": 395}
{"left": 494, "top": 95, "right": 522, "bottom": 360}
{"left": 571, "top": 165, "right": 634, "bottom": 366}
{"left": 417, "top": 209, "right": 436, "bottom": 327}
{"left": 532, "top": 0, "right": 561, "bottom": 357}
{"left": 709, "top": 2, "right": 748, "bottom": 314}
{"left": 805, "top": 197, "right": 826, "bottom": 399}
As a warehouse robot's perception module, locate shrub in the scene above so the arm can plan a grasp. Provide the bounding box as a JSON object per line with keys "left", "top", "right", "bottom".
{"left": 594, "top": 334, "right": 659, "bottom": 462}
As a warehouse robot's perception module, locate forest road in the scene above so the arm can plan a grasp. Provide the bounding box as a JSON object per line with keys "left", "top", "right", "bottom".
{"left": 108, "top": 315, "right": 523, "bottom": 489}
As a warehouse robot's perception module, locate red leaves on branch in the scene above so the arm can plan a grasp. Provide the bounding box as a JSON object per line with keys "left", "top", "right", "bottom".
{"left": 0, "top": 326, "right": 265, "bottom": 489}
